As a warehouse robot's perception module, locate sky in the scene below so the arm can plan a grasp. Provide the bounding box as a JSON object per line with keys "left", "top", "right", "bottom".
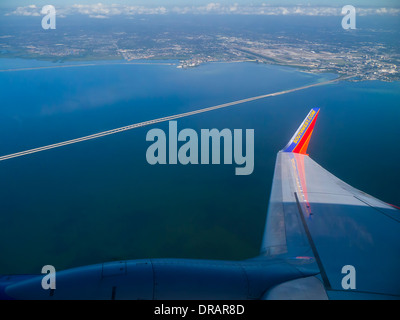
{"left": 1, "top": 0, "right": 400, "bottom": 9}
{"left": 1, "top": 1, "right": 399, "bottom": 17}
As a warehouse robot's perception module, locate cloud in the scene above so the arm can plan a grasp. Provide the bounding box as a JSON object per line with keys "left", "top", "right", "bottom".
{"left": 5, "top": 3, "right": 400, "bottom": 18}
{"left": 69, "top": 3, "right": 167, "bottom": 16}
{"left": 5, "top": 5, "right": 40, "bottom": 16}
{"left": 89, "top": 14, "right": 109, "bottom": 19}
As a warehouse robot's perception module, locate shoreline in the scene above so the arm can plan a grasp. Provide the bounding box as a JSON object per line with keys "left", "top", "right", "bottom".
{"left": 0, "top": 57, "right": 395, "bottom": 83}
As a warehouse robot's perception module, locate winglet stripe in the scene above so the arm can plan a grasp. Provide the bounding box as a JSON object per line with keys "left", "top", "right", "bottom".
{"left": 282, "top": 108, "right": 320, "bottom": 155}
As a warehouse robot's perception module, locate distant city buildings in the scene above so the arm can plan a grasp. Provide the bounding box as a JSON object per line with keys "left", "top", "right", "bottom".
{"left": 1, "top": 17, "right": 398, "bottom": 81}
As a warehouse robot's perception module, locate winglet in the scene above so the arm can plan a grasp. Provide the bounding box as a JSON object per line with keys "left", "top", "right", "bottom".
{"left": 282, "top": 108, "right": 320, "bottom": 155}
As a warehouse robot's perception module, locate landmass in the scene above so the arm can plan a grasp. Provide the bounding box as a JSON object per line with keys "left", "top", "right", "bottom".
{"left": 0, "top": 15, "right": 399, "bottom": 81}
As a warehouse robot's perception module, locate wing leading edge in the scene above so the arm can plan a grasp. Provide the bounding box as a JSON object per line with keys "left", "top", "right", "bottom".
{"left": 261, "top": 108, "right": 400, "bottom": 299}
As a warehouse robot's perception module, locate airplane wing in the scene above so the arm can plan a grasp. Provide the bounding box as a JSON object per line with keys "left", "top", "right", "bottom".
{"left": 260, "top": 108, "right": 400, "bottom": 300}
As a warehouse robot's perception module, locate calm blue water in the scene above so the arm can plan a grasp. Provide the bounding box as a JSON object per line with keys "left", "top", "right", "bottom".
{"left": 0, "top": 59, "right": 399, "bottom": 274}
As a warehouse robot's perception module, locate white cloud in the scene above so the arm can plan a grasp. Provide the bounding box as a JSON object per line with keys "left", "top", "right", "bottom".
{"left": 6, "top": 5, "right": 41, "bottom": 16}
{"left": 229, "top": 4, "right": 239, "bottom": 13}
{"left": 89, "top": 14, "right": 109, "bottom": 19}
{"left": 5, "top": 3, "right": 400, "bottom": 18}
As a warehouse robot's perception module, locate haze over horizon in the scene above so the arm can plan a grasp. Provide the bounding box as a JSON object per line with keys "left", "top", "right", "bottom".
{"left": 2, "top": 2, "right": 400, "bottom": 18}
{"left": 1, "top": 0, "right": 400, "bottom": 8}
{"left": 1, "top": 0, "right": 400, "bottom": 13}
